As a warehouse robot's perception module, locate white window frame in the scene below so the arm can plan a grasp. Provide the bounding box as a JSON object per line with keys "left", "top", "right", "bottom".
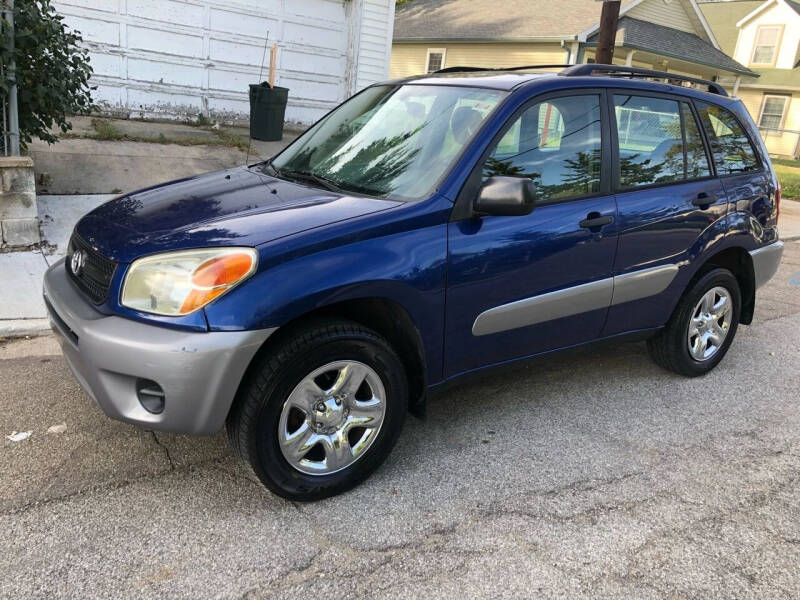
{"left": 750, "top": 25, "right": 783, "bottom": 66}
{"left": 425, "top": 48, "right": 446, "bottom": 73}
{"left": 758, "top": 94, "right": 790, "bottom": 131}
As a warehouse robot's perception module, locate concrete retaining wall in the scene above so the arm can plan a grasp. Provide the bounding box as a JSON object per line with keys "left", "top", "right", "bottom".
{"left": 0, "top": 157, "right": 39, "bottom": 248}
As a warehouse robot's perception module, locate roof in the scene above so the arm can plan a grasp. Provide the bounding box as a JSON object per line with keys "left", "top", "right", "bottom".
{"left": 393, "top": 0, "right": 636, "bottom": 41}
{"left": 787, "top": 0, "right": 800, "bottom": 16}
{"left": 733, "top": 0, "right": 800, "bottom": 26}
{"left": 394, "top": 70, "right": 555, "bottom": 91}
{"left": 598, "top": 17, "right": 757, "bottom": 76}
{"left": 392, "top": 67, "right": 733, "bottom": 97}
{"left": 698, "top": 1, "right": 763, "bottom": 55}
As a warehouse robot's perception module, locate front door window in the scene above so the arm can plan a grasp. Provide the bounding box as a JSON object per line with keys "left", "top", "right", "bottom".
{"left": 482, "top": 95, "right": 603, "bottom": 203}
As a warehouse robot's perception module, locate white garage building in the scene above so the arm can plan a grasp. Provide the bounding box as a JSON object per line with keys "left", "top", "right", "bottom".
{"left": 52, "top": 0, "right": 396, "bottom": 125}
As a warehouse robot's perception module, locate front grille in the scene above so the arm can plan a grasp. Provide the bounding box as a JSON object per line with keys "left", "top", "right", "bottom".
{"left": 65, "top": 233, "right": 117, "bottom": 304}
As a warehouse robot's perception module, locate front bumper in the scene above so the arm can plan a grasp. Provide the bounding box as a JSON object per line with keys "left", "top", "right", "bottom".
{"left": 43, "top": 259, "right": 275, "bottom": 435}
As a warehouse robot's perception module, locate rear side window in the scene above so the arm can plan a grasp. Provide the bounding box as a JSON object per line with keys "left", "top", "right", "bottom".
{"left": 695, "top": 101, "right": 760, "bottom": 175}
{"left": 482, "top": 94, "right": 602, "bottom": 202}
{"left": 613, "top": 95, "right": 710, "bottom": 189}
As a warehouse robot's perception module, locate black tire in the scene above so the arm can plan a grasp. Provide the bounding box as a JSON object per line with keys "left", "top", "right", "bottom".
{"left": 226, "top": 318, "right": 408, "bottom": 501}
{"left": 647, "top": 268, "right": 741, "bottom": 377}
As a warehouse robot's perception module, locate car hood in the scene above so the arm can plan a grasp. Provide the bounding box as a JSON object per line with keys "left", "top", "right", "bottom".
{"left": 74, "top": 166, "right": 401, "bottom": 262}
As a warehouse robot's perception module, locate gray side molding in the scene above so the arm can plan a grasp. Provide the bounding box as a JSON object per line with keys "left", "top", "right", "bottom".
{"left": 610, "top": 264, "right": 679, "bottom": 306}
{"left": 472, "top": 263, "right": 680, "bottom": 337}
{"left": 472, "top": 278, "right": 614, "bottom": 336}
{"left": 749, "top": 240, "right": 784, "bottom": 289}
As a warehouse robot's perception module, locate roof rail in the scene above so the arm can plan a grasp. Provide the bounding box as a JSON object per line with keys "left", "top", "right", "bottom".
{"left": 559, "top": 64, "right": 728, "bottom": 96}
{"left": 434, "top": 65, "right": 573, "bottom": 74}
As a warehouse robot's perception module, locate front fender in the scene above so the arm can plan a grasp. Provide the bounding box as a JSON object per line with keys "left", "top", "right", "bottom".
{"left": 204, "top": 215, "right": 448, "bottom": 382}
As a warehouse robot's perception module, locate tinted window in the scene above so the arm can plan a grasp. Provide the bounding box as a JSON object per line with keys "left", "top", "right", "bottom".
{"left": 483, "top": 95, "right": 602, "bottom": 202}
{"left": 614, "top": 95, "right": 684, "bottom": 188}
{"left": 683, "top": 103, "right": 712, "bottom": 179}
{"left": 695, "top": 101, "right": 759, "bottom": 175}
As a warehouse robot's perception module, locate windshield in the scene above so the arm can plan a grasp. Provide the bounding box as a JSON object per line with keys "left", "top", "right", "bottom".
{"left": 268, "top": 84, "right": 507, "bottom": 200}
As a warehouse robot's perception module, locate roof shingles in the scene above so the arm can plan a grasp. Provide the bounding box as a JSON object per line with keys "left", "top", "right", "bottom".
{"left": 393, "top": 0, "right": 635, "bottom": 40}
{"left": 602, "top": 17, "right": 758, "bottom": 76}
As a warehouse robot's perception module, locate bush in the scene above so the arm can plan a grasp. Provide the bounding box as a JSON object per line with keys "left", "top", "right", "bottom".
{"left": 0, "top": 0, "right": 94, "bottom": 150}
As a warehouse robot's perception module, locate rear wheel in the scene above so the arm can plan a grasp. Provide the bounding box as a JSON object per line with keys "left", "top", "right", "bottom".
{"left": 227, "top": 319, "right": 408, "bottom": 501}
{"left": 647, "top": 268, "right": 741, "bottom": 377}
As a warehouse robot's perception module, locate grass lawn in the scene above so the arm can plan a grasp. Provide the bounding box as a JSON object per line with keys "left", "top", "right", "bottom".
{"left": 772, "top": 161, "right": 800, "bottom": 199}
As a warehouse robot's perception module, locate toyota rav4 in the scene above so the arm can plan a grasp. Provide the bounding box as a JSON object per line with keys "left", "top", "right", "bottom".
{"left": 43, "top": 65, "right": 784, "bottom": 500}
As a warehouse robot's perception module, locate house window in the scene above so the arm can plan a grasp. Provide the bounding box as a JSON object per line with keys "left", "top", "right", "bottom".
{"left": 758, "top": 95, "right": 789, "bottom": 130}
{"left": 751, "top": 25, "right": 782, "bottom": 65}
{"left": 426, "top": 48, "right": 446, "bottom": 73}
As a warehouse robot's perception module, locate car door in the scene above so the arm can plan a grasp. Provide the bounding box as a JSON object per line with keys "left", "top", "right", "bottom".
{"left": 602, "top": 92, "right": 728, "bottom": 336}
{"left": 444, "top": 91, "right": 619, "bottom": 378}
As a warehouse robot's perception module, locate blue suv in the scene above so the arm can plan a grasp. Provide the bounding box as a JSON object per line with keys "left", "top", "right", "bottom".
{"left": 44, "top": 65, "right": 783, "bottom": 500}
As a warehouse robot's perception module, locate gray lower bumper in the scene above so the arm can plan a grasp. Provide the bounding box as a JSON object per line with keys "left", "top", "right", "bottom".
{"left": 750, "top": 240, "right": 784, "bottom": 289}
{"left": 43, "top": 260, "right": 275, "bottom": 435}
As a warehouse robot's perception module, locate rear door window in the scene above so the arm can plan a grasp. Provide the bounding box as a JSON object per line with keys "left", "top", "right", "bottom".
{"left": 614, "top": 94, "right": 712, "bottom": 189}
{"left": 695, "top": 101, "right": 760, "bottom": 175}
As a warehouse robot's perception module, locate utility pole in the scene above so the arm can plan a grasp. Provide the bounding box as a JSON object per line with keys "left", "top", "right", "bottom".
{"left": 2, "top": 0, "right": 19, "bottom": 155}
{"left": 595, "top": 0, "right": 621, "bottom": 66}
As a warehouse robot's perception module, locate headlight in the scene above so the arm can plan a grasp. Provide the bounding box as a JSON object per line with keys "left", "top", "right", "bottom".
{"left": 121, "top": 248, "right": 258, "bottom": 316}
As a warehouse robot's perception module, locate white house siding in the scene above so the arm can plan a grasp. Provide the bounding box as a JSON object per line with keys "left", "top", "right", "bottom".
{"left": 733, "top": 0, "right": 800, "bottom": 70}
{"left": 52, "top": 0, "right": 394, "bottom": 126}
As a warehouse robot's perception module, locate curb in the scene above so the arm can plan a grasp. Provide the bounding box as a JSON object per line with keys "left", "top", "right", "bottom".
{"left": 0, "top": 319, "right": 51, "bottom": 338}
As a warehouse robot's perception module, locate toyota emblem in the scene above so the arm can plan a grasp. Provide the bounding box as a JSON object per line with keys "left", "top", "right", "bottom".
{"left": 70, "top": 249, "right": 86, "bottom": 276}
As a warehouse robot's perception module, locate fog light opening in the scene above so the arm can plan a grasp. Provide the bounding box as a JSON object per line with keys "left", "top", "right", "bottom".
{"left": 136, "top": 378, "right": 165, "bottom": 414}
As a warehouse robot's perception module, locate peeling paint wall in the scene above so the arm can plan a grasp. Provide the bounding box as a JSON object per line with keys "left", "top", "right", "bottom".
{"left": 52, "top": 0, "right": 395, "bottom": 126}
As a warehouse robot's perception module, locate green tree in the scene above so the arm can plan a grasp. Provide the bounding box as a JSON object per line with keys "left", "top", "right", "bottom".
{"left": 0, "top": 0, "right": 94, "bottom": 150}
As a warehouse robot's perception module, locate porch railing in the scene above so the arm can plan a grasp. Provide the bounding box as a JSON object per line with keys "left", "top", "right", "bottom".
{"left": 758, "top": 127, "right": 800, "bottom": 159}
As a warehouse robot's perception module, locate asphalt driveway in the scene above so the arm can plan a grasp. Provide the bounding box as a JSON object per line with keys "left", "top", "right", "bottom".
{"left": 1, "top": 241, "right": 799, "bottom": 599}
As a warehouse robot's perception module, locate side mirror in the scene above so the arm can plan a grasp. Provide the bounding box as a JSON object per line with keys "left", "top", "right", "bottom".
{"left": 474, "top": 176, "right": 536, "bottom": 217}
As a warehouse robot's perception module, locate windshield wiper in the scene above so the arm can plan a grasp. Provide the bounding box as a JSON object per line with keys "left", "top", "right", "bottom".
{"left": 278, "top": 168, "right": 344, "bottom": 193}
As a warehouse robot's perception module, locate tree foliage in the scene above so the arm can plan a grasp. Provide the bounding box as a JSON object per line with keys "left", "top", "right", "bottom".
{"left": 0, "top": 0, "right": 94, "bottom": 149}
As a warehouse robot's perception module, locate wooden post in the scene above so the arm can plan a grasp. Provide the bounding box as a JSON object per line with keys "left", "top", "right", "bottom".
{"left": 268, "top": 43, "right": 278, "bottom": 88}
{"left": 595, "top": 0, "right": 621, "bottom": 65}
{"left": 732, "top": 75, "right": 742, "bottom": 97}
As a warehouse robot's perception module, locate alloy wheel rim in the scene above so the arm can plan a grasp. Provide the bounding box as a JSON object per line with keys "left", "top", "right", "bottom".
{"left": 278, "top": 360, "right": 386, "bottom": 476}
{"left": 687, "top": 286, "right": 732, "bottom": 362}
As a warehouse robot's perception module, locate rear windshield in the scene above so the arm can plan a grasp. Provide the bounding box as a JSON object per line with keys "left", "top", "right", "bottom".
{"left": 267, "top": 84, "right": 507, "bottom": 200}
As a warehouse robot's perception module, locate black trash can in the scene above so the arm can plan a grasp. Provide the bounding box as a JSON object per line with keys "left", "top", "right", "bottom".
{"left": 249, "top": 83, "right": 289, "bottom": 141}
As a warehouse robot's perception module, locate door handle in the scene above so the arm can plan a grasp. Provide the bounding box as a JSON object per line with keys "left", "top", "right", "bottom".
{"left": 692, "top": 192, "right": 716, "bottom": 208}
{"left": 579, "top": 213, "right": 614, "bottom": 229}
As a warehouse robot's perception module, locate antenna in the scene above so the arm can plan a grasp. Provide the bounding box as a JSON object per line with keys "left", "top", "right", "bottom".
{"left": 246, "top": 30, "right": 270, "bottom": 166}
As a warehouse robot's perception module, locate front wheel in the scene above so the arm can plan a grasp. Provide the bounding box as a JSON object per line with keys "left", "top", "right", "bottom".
{"left": 647, "top": 268, "right": 741, "bottom": 377}
{"left": 227, "top": 319, "right": 408, "bottom": 501}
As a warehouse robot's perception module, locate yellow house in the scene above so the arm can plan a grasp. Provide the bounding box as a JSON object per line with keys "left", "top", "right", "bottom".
{"left": 391, "top": 0, "right": 755, "bottom": 82}
{"left": 700, "top": 0, "right": 800, "bottom": 158}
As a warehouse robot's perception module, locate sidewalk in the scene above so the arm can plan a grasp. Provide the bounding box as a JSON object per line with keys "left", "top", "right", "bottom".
{"left": 781, "top": 197, "right": 800, "bottom": 239}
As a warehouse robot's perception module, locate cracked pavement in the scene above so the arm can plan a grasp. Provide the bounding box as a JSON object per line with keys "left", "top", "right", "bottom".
{"left": 1, "top": 241, "right": 799, "bottom": 599}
